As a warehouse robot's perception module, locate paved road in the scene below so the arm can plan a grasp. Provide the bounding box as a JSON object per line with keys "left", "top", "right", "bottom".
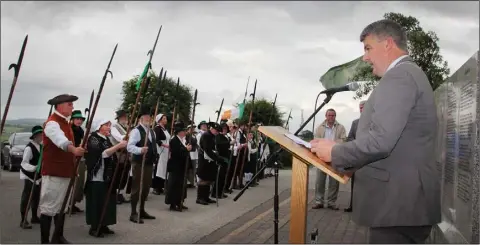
{"left": 0, "top": 168, "right": 294, "bottom": 243}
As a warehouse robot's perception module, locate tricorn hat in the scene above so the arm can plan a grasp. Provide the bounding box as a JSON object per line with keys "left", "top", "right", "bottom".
{"left": 71, "top": 110, "right": 85, "bottom": 121}
{"left": 208, "top": 122, "right": 222, "bottom": 131}
{"left": 47, "top": 94, "right": 78, "bottom": 106}
{"left": 173, "top": 121, "right": 187, "bottom": 134}
{"left": 137, "top": 106, "right": 151, "bottom": 118}
{"left": 30, "top": 125, "right": 43, "bottom": 139}
{"left": 115, "top": 109, "right": 127, "bottom": 120}
{"left": 197, "top": 120, "right": 207, "bottom": 129}
{"left": 220, "top": 122, "right": 229, "bottom": 133}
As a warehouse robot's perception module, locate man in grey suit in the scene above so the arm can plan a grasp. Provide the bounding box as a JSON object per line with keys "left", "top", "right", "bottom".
{"left": 310, "top": 19, "right": 441, "bottom": 243}
{"left": 344, "top": 100, "right": 365, "bottom": 213}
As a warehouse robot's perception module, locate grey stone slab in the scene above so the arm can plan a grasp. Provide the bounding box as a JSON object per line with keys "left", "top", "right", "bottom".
{"left": 433, "top": 50, "right": 479, "bottom": 244}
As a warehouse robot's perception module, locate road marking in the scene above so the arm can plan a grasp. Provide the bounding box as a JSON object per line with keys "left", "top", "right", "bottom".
{"left": 216, "top": 197, "right": 291, "bottom": 244}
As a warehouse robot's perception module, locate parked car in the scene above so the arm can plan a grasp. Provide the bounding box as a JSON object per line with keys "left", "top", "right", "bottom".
{"left": 1, "top": 132, "right": 32, "bottom": 171}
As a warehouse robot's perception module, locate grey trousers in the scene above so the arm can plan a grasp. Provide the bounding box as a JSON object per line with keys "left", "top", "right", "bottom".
{"left": 314, "top": 168, "right": 339, "bottom": 205}
{"left": 368, "top": 225, "right": 432, "bottom": 244}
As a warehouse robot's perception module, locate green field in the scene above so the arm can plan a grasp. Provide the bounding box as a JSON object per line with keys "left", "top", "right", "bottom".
{"left": 1, "top": 125, "right": 31, "bottom": 142}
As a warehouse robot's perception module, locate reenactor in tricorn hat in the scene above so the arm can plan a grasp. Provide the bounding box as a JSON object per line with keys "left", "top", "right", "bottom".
{"left": 126, "top": 107, "right": 157, "bottom": 223}
{"left": 19, "top": 125, "right": 43, "bottom": 229}
{"left": 165, "top": 121, "right": 192, "bottom": 211}
{"left": 196, "top": 122, "right": 225, "bottom": 205}
{"left": 109, "top": 109, "right": 131, "bottom": 204}
{"left": 39, "top": 94, "right": 85, "bottom": 244}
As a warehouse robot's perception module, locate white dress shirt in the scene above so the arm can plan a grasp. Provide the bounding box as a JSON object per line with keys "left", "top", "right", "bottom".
{"left": 44, "top": 110, "right": 73, "bottom": 151}
{"left": 20, "top": 140, "right": 41, "bottom": 184}
{"left": 127, "top": 123, "right": 153, "bottom": 155}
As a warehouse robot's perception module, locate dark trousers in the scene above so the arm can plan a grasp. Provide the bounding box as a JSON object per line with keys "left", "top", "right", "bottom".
{"left": 20, "top": 179, "right": 40, "bottom": 221}
{"left": 368, "top": 226, "right": 432, "bottom": 244}
{"left": 225, "top": 155, "right": 237, "bottom": 190}
{"left": 152, "top": 176, "right": 165, "bottom": 191}
{"left": 348, "top": 173, "right": 355, "bottom": 208}
{"left": 212, "top": 164, "right": 227, "bottom": 197}
{"left": 130, "top": 163, "right": 153, "bottom": 214}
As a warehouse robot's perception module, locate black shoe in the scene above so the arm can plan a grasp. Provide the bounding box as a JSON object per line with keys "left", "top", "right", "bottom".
{"left": 207, "top": 198, "right": 216, "bottom": 204}
{"left": 169, "top": 205, "right": 182, "bottom": 212}
{"left": 89, "top": 227, "right": 104, "bottom": 238}
{"left": 196, "top": 199, "right": 209, "bottom": 205}
{"left": 20, "top": 220, "right": 32, "bottom": 229}
{"left": 140, "top": 211, "right": 155, "bottom": 219}
{"left": 50, "top": 235, "right": 70, "bottom": 244}
{"left": 344, "top": 207, "right": 352, "bottom": 212}
{"left": 327, "top": 205, "right": 339, "bottom": 211}
{"left": 31, "top": 216, "right": 41, "bottom": 224}
{"left": 72, "top": 205, "right": 83, "bottom": 213}
{"left": 129, "top": 213, "right": 144, "bottom": 224}
{"left": 181, "top": 204, "right": 188, "bottom": 210}
{"left": 101, "top": 226, "right": 115, "bottom": 235}
{"left": 312, "top": 204, "right": 324, "bottom": 209}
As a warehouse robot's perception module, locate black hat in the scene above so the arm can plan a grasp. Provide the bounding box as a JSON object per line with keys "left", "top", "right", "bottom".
{"left": 220, "top": 122, "right": 229, "bottom": 133}
{"left": 71, "top": 110, "right": 85, "bottom": 120}
{"left": 47, "top": 94, "right": 78, "bottom": 106}
{"left": 115, "top": 109, "right": 127, "bottom": 119}
{"left": 30, "top": 125, "right": 43, "bottom": 139}
{"left": 174, "top": 121, "right": 187, "bottom": 134}
{"left": 197, "top": 120, "right": 207, "bottom": 129}
{"left": 208, "top": 122, "right": 222, "bottom": 131}
{"left": 137, "top": 106, "right": 151, "bottom": 118}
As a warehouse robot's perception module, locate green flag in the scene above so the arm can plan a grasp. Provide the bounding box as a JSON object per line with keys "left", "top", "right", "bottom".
{"left": 319, "top": 56, "right": 370, "bottom": 89}
{"left": 238, "top": 102, "right": 245, "bottom": 119}
{"left": 135, "top": 61, "right": 151, "bottom": 91}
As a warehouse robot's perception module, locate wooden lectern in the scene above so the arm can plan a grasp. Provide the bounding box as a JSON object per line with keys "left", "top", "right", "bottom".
{"left": 258, "top": 126, "right": 350, "bottom": 244}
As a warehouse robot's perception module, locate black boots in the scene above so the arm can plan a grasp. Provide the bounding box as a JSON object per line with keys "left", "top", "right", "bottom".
{"left": 40, "top": 214, "right": 52, "bottom": 244}
{"left": 50, "top": 214, "right": 70, "bottom": 244}
{"left": 196, "top": 185, "right": 209, "bottom": 205}
{"left": 129, "top": 201, "right": 143, "bottom": 224}
{"left": 196, "top": 185, "right": 216, "bottom": 205}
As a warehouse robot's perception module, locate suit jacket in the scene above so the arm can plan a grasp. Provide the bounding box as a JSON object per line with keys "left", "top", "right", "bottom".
{"left": 331, "top": 56, "right": 441, "bottom": 227}
{"left": 167, "top": 136, "right": 191, "bottom": 174}
{"left": 347, "top": 119, "right": 359, "bottom": 142}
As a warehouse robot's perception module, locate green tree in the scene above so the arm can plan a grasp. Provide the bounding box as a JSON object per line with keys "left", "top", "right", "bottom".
{"left": 299, "top": 130, "right": 314, "bottom": 141}
{"left": 235, "top": 99, "right": 284, "bottom": 126}
{"left": 353, "top": 12, "right": 450, "bottom": 99}
{"left": 120, "top": 71, "right": 194, "bottom": 130}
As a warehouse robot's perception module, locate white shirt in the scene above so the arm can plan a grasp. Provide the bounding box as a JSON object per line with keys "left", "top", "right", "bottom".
{"left": 386, "top": 55, "right": 409, "bottom": 74}
{"left": 324, "top": 124, "right": 336, "bottom": 141}
{"left": 20, "top": 140, "right": 41, "bottom": 184}
{"left": 110, "top": 121, "right": 127, "bottom": 143}
{"left": 127, "top": 123, "right": 154, "bottom": 155}
{"left": 44, "top": 110, "right": 73, "bottom": 151}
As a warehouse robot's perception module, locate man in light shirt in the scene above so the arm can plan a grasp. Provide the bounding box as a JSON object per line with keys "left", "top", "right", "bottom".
{"left": 312, "top": 108, "right": 346, "bottom": 210}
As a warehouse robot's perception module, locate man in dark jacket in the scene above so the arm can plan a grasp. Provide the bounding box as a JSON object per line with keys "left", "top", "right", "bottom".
{"left": 69, "top": 110, "right": 86, "bottom": 214}
{"left": 344, "top": 100, "right": 365, "bottom": 212}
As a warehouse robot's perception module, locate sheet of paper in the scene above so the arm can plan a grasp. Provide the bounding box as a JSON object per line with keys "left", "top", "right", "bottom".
{"left": 284, "top": 133, "right": 311, "bottom": 149}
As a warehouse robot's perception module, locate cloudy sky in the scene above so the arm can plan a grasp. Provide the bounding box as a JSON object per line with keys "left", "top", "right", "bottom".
{"left": 1, "top": 1, "right": 478, "bottom": 133}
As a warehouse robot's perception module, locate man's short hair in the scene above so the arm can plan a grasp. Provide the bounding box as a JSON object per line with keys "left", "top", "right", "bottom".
{"left": 360, "top": 19, "right": 408, "bottom": 51}
{"left": 325, "top": 108, "right": 336, "bottom": 115}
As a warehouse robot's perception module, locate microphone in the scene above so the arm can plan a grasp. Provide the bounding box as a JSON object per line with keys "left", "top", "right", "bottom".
{"left": 319, "top": 82, "right": 361, "bottom": 94}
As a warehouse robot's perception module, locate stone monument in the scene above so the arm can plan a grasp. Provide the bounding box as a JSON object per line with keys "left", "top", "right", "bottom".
{"left": 429, "top": 50, "right": 479, "bottom": 244}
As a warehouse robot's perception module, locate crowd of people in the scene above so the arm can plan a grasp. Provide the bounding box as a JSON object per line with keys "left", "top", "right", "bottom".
{"left": 18, "top": 96, "right": 274, "bottom": 243}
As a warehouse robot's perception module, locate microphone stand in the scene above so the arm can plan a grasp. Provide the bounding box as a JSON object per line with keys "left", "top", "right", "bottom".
{"left": 234, "top": 92, "right": 335, "bottom": 244}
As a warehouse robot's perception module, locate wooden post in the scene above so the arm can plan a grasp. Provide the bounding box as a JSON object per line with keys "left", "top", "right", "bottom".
{"left": 289, "top": 157, "right": 309, "bottom": 244}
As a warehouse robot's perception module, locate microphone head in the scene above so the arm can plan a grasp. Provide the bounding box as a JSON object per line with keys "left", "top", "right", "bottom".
{"left": 347, "top": 82, "right": 361, "bottom": 91}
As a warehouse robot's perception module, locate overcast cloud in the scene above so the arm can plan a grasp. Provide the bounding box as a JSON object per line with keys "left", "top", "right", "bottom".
{"left": 1, "top": 1, "right": 478, "bottom": 133}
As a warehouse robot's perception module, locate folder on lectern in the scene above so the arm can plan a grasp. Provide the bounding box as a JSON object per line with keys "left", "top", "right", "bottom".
{"left": 258, "top": 126, "right": 350, "bottom": 244}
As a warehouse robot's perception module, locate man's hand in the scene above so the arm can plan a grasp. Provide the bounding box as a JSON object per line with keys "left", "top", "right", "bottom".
{"left": 310, "top": 138, "right": 336, "bottom": 163}
{"left": 186, "top": 144, "right": 192, "bottom": 151}
{"left": 141, "top": 147, "right": 148, "bottom": 154}
{"left": 118, "top": 140, "right": 127, "bottom": 149}
{"left": 72, "top": 147, "right": 86, "bottom": 157}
